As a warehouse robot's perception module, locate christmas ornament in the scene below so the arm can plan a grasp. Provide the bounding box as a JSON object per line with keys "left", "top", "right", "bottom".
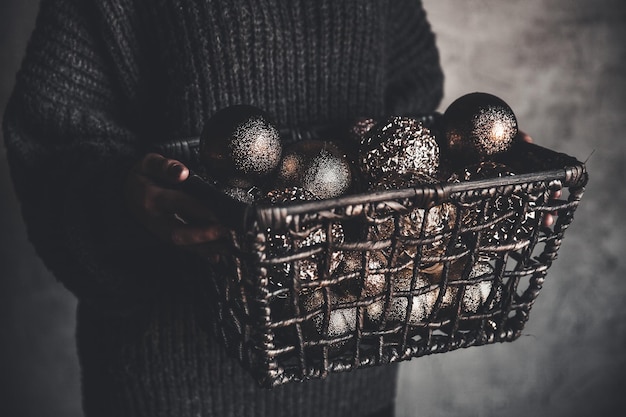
{"left": 260, "top": 186, "right": 317, "bottom": 205}
{"left": 276, "top": 140, "right": 352, "bottom": 200}
{"left": 434, "top": 259, "right": 502, "bottom": 314}
{"left": 199, "top": 104, "right": 283, "bottom": 188}
{"left": 367, "top": 202, "right": 457, "bottom": 271}
{"left": 300, "top": 290, "right": 358, "bottom": 342}
{"left": 260, "top": 187, "right": 345, "bottom": 286}
{"left": 447, "top": 161, "right": 516, "bottom": 183}
{"left": 366, "top": 266, "right": 438, "bottom": 326}
{"left": 359, "top": 117, "right": 439, "bottom": 183}
{"left": 220, "top": 184, "right": 263, "bottom": 204}
{"left": 347, "top": 117, "right": 377, "bottom": 144}
{"left": 443, "top": 92, "right": 518, "bottom": 162}
{"left": 368, "top": 169, "right": 437, "bottom": 191}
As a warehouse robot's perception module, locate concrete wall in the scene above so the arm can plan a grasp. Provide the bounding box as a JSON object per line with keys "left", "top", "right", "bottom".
{"left": 1, "top": 1, "right": 624, "bottom": 416}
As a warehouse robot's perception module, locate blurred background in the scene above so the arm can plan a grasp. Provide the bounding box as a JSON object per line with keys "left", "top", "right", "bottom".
{"left": 1, "top": 0, "right": 624, "bottom": 416}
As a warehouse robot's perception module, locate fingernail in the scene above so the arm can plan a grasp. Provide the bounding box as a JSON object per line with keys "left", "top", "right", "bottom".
{"left": 169, "top": 163, "right": 183, "bottom": 177}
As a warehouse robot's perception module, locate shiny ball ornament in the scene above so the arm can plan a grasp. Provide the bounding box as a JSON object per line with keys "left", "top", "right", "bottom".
{"left": 367, "top": 268, "right": 437, "bottom": 326}
{"left": 276, "top": 140, "right": 352, "bottom": 200}
{"left": 259, "top": 186, "right": 318, "bottom": 205}
{"left": 301, "top": 290, "right": 358, "bottom": 341}
{"left": 436, "top": 259, "right": 501, "bottom": 313}
{"left": 359, "top": 117, "right": 439, "bottom": 183}
{"left": 368, "top": 169, "right": 437, "bottom": 191}
{"left": 367, "top": 202, "right": 457, "bottom": 270}
{"left": 443, "top": 92, "right": 518, "bottom": 162}
{"left": 199, "top": 104, "right": 283, "bottom": 188}
{"left": 220, "top": 184, "right": 263, "bottom": 204}
{"left": 347, "top": 117, "right": 377, "bottom": 144}
{"left": 261, "top": 187, "right": 345, "bottom": 285}
{"left": 447, "top": 161, "right": 516, "bottom": 183}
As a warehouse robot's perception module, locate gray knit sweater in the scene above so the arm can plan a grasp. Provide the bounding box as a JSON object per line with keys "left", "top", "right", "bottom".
{"left": 3, "top": 0, "right": 443, "bottom": 416}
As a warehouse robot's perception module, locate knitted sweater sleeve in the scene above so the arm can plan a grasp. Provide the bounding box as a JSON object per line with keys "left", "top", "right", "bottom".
{"left": 3, "top": 0, "right": 177, "bottom": 315}
{"left": 384, "top": 0, "right": 444, "bottom": 115}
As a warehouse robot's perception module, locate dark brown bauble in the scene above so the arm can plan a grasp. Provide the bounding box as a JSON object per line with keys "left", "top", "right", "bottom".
{"left": 347, "top": 117, "right": 377, "bottom": 144}
{"left": 276, "top": 140, "right": 352, "bottom": 200}
{"left": 199, "top": 104, "right": 283, "bottom": 188}
{"left": 368, "top": 169, "right": 437, "bottom": 191}
{"left": 259, "top": 186, "right": 318, "bottom": 206}
{"left": 447, "top": 161, "right": 516, "bottom": 183}
{"left": 359, "top": 117, "right": 440, "bottom": 184}
{"left": 443, "top": 92, "right": 518, "bottom": 162}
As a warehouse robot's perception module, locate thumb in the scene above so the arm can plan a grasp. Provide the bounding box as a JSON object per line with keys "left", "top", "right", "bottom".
{"left": 140, "top": 152, "right": 190, "bottom": 184}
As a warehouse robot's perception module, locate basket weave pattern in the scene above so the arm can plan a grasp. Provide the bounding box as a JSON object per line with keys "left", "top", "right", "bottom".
{"left": 160, "top": 122, "right": 588, "bottom": 388}
{"left": 196, "top": 149, "right": 586, "bottom": 388}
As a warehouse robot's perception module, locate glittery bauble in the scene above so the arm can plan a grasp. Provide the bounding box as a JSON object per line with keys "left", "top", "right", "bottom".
{"left": 301, "top": 290, "right": 358, "bottom": 339}
{"left": 220, "top": 184, "right": 263, "bottom": 204}
{"left": 367, "top": 202, "right": 457, "bottom": 271}
{"left": 359, "top": 117, "right": 439, "bottom": 183}
{"left": 358, "top": 251, "right": 389, "bottom": 297}
{"left": 463, "top": 269, "right": 501, "bottom": 313}
{"left": 199, "top": 105, "right": 283, "bottom": 187}
{"left": 437, "top": 259, "right": 502, "bottom": 313}
{"left": 347, "top": 117, "right": 377, "bottom": 144}
{"left": 447, "top": 161, "right": 516, "bottom": 183}
{"left": 366, "top": 267, "right": 438, "bottom": 325}
{"left": 276, "top": 140, "right": 352, "bottom": 200}
{"left": 458, "top": 193, "right": 535, "bottom": 256}
{"left": 259, "top": 186, "right": 318, "bottom": 205}
{"left": 368, "top": 169, "right": 437, "bottom": 191}
{"left": 443, "top": 92, "right": 518, "bottom": 161}
{"left": 261, "top": 187, "right": 345, "bottom": 285}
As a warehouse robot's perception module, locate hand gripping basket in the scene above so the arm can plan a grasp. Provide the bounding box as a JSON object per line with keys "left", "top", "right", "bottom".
{"left": 160, "top": 115, "right": 588, "bottom": 388}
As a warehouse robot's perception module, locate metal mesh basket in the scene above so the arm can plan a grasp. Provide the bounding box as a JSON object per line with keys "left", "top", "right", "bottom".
{"left": 161, "top": 115, "right": 588, "bottom": 388}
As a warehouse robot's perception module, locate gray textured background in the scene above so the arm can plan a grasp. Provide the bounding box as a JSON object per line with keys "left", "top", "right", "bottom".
{"left": 1, "top": 1, "right": 624, "bottom": 416}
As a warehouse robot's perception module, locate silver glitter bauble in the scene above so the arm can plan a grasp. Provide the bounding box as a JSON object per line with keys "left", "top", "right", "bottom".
{"left": 301, "top": 290, "right": 358, "bottom": 339}
{"left": 276, "top": 140, "right": 352, "bottom": 200}
{"left": 220, "top": 184, "right": 263, "bottom": 204}
{"left": 443, "top": 92, "right": 518, "bottom": 161}
{"left": 200, "top": 105, "right": 283, "bottom": 187}
{"left": 366, "top": 269, "right": 438, "bottom": 325}
{"left": 436, "top": 259, "right": 501, "bottom": 314}
{"left": 358, "top": 251, "right": 389, "bottom": 297}
{"left": 359, "top": 117, "right": 440, "bottom": 183}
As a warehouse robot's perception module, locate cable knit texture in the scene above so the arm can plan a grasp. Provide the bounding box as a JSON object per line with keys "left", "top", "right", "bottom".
{"left": 3, "top": 0, "right": 443, "bottom": 416}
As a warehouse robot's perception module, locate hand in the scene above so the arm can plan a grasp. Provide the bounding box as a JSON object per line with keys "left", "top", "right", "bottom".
{"left": 517, "top": 131, "right": 560, "bottom": 227}
{"left": 125, "top": 153, "right": 229, "bottom": 259}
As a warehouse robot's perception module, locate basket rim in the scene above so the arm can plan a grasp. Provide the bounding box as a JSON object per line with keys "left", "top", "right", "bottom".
{"left": 250, "top": 142, "right": 586, "bottom": 227}
{"left": 182, "top": 141, "right": 587, "bottom": 233}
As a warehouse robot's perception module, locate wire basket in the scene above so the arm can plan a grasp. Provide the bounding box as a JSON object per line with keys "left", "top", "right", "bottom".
{"left": 160, "top": 115, "right": 588, "bottom": 388}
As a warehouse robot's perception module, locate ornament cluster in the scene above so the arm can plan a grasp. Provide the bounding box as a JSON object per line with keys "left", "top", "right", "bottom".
{"left": 198, "top": 92, "right": 519, "bottom": 205}
{"left": 197, "top": 93, "right": 530, "bottom": 349}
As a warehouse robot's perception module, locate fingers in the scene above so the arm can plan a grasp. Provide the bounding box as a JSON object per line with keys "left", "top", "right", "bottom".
{"left": 157, "top": 188, "right": 218, "bottom": 223}
{"left": 543, "top": 213, "right": 555, "bottom": 228}
{"left": 517, "top": 130, "right": 533, "bottom": 143}
{"left": 139, "top": 152, "right": 190, "bottom": 185}
{"left": 125, "top": 153, "right": 230, "bottom": 252}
